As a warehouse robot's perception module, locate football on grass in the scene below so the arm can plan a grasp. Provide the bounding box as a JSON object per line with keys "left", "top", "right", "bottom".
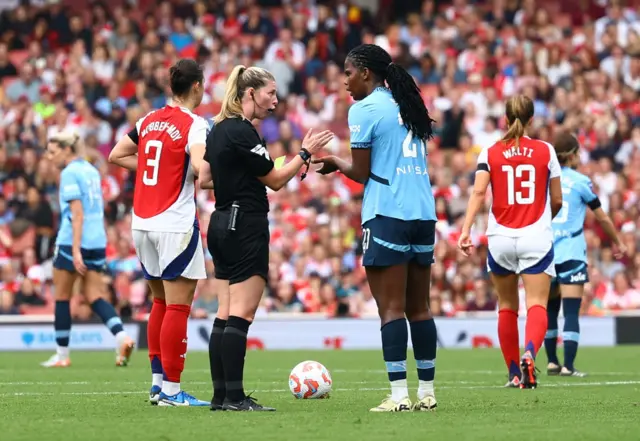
{"left": 289, "top": 360, "right": 332, "bottom": 399}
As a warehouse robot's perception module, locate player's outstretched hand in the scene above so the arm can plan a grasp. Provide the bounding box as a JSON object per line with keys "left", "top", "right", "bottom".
{"left": 312, "top": 156, "right": 339, "bottom": 175}
{"left": 301, "top": 129, "right": 334, "bottom": 155}
{"left": 457, "top": 231, "right": 474, "bottom": 257}
{"left": 73, "top": 248, "right": 87, "bottom": 276}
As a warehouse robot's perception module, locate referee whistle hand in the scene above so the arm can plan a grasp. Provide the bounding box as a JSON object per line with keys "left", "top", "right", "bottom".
{"left": 302, "top": 129, "right": 334, "bottom": 154}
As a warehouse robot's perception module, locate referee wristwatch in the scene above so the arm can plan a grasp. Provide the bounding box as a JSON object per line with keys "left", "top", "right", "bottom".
{"left": 299, "top": 148, "right": 312, "bottom": 162}
{"left": 299, "top": 148, "right": 312, "bottom": 180}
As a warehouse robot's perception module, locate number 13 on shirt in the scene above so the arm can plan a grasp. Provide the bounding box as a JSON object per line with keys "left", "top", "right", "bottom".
{"left": 502, "top": 164, "right": 535, "bottom": 205}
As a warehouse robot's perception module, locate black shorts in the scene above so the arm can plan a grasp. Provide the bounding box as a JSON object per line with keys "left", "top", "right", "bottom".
{"left": 362, "top": 216, "right": 436, "bottom": 267}
{"left": 207, "top": 210, "right": 269, "bottom": 285}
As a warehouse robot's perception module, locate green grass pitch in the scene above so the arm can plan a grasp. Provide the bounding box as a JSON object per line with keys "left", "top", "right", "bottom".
{"left": 1, "top": 347, "right": 639, "bottom": 441}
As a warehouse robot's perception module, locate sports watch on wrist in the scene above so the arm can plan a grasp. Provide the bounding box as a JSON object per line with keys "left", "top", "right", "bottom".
{"left": 298, "top": 148, "right": 312, "bottom": 181}
{"left": 299, "top": 148, "right": 312, "bottom": 162}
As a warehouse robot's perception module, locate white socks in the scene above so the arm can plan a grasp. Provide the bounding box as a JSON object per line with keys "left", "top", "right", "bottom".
{"left": 162, "top": 381, "right": 180, "bottom": 397}
{"left": 418, "top": 380, "right": 435, "bottom": 399}
{"left": 152, "top": 374, "right": 163, "bottom": 389}
{"left": 57, "top": 346, "right": 69, "bottom": 359}
{"left": 392, "top": 380, "right": 435, "bottom": 401}
{"left": 115, "top": 331, "right": 128, "bottom": 347}
{"left": 390, "top": 379, "right": 409, "bottom": 402}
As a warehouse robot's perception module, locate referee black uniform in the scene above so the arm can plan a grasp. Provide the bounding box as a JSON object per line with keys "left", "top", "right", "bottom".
{"left": 205, "top": 117, "right": 274, "bottom": 285}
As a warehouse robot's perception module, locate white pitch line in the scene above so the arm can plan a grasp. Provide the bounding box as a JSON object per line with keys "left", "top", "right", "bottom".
{"left": 188, "top": 368, "right": 637, "bottom": 376}
{"left": 0, "top": 381, "right": 90, "bottom": 386}
{"left": 0, "top": 380, "right": 491, "bottom": 387}
{"left": 3, "top": 380, "right": 639, "bottom": 397}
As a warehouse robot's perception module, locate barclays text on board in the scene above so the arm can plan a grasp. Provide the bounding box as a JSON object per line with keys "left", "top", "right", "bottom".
{"left": 0, "top": 324, "right": 141, "bottom": 351}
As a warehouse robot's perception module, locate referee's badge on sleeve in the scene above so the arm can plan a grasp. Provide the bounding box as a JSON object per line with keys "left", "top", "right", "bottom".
{"left": 250, "top": 144, "right": 270, "bottom": 160}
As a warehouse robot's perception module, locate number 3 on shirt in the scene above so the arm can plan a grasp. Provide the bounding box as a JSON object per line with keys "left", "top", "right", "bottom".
{"left": 502, "top": 164, "right": 535, "bottom": 205}
{"left": 398, "top": 113, "right": 425, "bottom": 158}
{"left": 143, "top": 140, "right": 163, "bottom": 186}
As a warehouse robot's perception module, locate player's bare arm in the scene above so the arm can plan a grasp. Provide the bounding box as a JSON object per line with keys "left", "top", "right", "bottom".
{"left": 199, "top": 160, "right": 214, "bottom": 189}
{"left": 189, "top": 143, "right": 206, "bottom": 178}
{"left": 313, "top": 149, "right": 370, "bottom": 184}
{"left": 109, "top": 135, "right": 138, "bottom": 171}
{"left": 549, "top": 176, "right": 563, "bottom": 219}
{"left": 592, "top": 207, "right": 628, "bottom": 258}
{"left": 69, "top": 199, "right": 86, "bottom": 275}
{"left": 458, "top": 169, "right": 490, "bottom": 256}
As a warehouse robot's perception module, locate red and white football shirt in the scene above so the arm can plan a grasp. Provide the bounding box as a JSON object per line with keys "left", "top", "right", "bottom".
{"left": 131, "top": 105, "right": 209, "bottom": 233}
{"left": 477, "top": 136, "right": 561, "bottom": 239}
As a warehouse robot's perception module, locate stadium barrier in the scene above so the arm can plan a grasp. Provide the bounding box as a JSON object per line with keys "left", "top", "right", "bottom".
{"left": 1, "top": 313, "right": 638, "bottom": 351}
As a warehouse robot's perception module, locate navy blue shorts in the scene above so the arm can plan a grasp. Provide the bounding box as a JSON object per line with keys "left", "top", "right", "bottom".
{"left": 362, "top": 216, "right": 436, "bottom": 267}
{"left": 53, "top": 245, "right": 106, "bottom": 273}
{"left": 552, "top": 260, "right": 589, "bottom": 285}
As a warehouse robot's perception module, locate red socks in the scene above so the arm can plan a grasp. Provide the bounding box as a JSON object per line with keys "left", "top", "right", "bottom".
{"left": 147, "top": 298, "right": 166, "bottom": 366}
{"left": 160, "top": 304, "right": 191, "bottom": 383}
{"left": 498, "top": 308, "right": 521, "bottom": 377}
{"left": 524, "top": 305, "right": 548, "bottom": 358}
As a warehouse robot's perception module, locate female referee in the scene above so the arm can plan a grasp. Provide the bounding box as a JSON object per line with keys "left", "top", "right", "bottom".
{"left": 43, "top": 132, "right": 135, "bottom": 368}
{"left": 200, "top": 65, "right": 334, "bottom": 412}
{"left": 544, "top": 131, "right": 627, "bottom": 377}
{"left": 313, "top": 44, "right": 439, "bottom": 412}
{"left": 458, "top": 95, "right": 563, "bottom": 389}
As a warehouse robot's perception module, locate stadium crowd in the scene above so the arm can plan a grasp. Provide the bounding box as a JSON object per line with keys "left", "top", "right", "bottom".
{"left": 0, "top": 0, "right": 639, "bottom": 320}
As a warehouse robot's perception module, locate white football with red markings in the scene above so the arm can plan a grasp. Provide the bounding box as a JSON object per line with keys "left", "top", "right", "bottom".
{"left": 288, "top": 360, "right": 332, "bottom": 399}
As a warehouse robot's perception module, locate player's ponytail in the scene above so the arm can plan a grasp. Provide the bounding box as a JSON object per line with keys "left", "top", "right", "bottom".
{"left": 346, "top": 44, "right": 434, "bottom": 142}
{"left": 501, "top": 94, "right": 534, "bottom": 149}
{"left": 215, "top": 65, "right": 275, "bottom": 124}
{"left": 386, "top": 63, "right": 434, "bottom": 142}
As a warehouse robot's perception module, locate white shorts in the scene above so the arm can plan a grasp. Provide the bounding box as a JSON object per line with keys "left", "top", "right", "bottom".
{"left": 487, "top": 235, "right": 555, "bottom": 277}
{"left": 132, "top": 227, "right": 207, "bottom": 281}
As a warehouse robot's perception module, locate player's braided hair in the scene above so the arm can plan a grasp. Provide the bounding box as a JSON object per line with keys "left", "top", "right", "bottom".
{"left": 553, "top": 130, "right": 580, "bottom": 166}
{"left": 501, "top": 95, "right": 534, "bottom": 149}
{"left": 346, "top": 44, "right": 434, "bottom": 142}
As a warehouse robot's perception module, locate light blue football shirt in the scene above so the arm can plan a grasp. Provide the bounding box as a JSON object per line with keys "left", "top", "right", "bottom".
{"left": 56, "top": 158, "right": 107, "bottom": 249}
{"left": 349, "top": 87, "right": 437, "bottom": 224}
{"left": 552, "top": 166, "right": 598, "bottom": 264}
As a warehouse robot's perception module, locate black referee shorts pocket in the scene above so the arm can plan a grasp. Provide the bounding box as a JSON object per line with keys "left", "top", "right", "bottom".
{"left": 207, "top": 211, "right": 240, "bottom": 265}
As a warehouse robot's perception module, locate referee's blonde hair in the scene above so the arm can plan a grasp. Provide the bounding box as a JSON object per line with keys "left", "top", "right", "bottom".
{"left": 49, "top": 131, "right": 84, "bottom": 156}
{"left": 214, "top": 65, "right": 275, "bottom": 124}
